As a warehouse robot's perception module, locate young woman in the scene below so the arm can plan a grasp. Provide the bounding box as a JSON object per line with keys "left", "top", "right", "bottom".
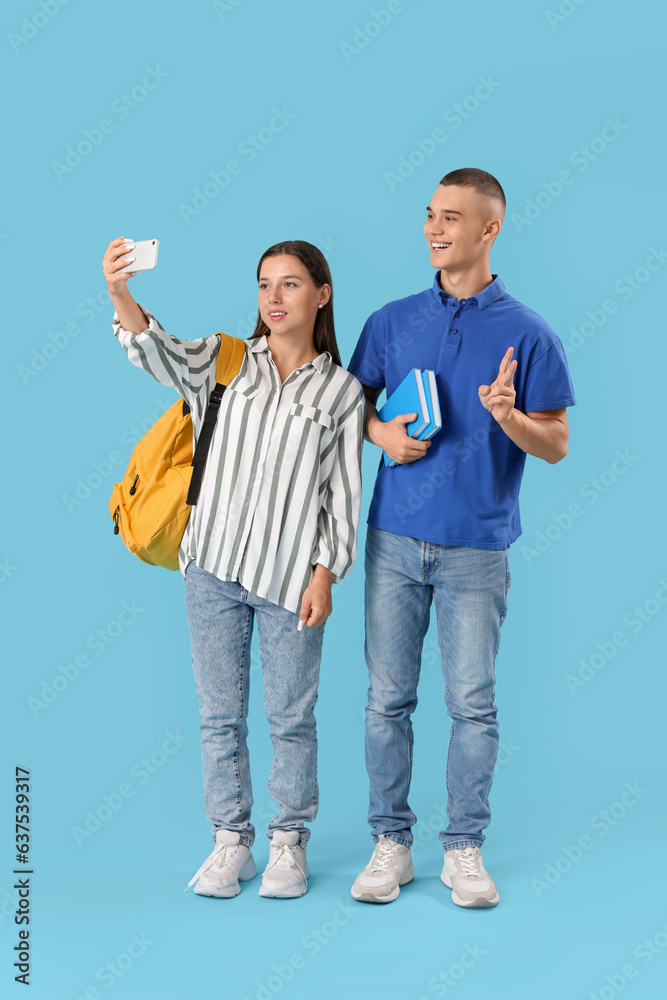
{"left": 102, "top": 238, "right": 365, "bottom": 899}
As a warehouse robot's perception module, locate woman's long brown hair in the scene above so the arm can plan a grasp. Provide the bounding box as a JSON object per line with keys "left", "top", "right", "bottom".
{"left": 248, "top": 240, "right": 342, "bottom": 368}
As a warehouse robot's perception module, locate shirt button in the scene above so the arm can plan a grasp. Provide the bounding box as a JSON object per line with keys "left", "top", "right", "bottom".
{"left": 451, "top": 328, "right": 458, "bottom": 334}
{"left": 454, "top": 311, "right": 461, "bottom": 318}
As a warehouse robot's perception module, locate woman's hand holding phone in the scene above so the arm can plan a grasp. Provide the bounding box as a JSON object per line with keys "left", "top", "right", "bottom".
{"left": 103, "top": 237, "right": 139, "bottom": 287}
{"left": 102, "top": 237, "right": 150, "bottom": 335}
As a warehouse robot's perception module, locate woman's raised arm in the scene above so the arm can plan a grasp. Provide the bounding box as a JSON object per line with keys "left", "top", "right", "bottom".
{"left": 102, "top": 236, "right": 222, "bottom": 405}
{"left": 103, "top": 236, "right": 149, "bottom": 333}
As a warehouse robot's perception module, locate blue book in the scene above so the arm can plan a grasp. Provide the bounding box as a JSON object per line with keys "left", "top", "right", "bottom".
{"left": 377, "top": 369, "right": 431, "bottom": 467}
{"left": 417, "top": 369, "right": 442, "bottom": 443}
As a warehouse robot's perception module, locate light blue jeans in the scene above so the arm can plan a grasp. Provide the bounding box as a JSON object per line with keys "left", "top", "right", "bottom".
{"left": 364, "top": 525, "right": 511, "bottom": 852}
{"left": 184, "top": 560, "right": 325, "bottom": 848}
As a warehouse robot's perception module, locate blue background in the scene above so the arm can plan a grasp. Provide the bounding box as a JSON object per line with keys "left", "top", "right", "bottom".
{"left": 3, "top": 1, "right": 666, "bottom": 998}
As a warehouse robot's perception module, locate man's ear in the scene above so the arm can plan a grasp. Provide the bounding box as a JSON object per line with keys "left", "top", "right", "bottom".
{"left": 483, "top": 217, "right": 502, "bottom": 243}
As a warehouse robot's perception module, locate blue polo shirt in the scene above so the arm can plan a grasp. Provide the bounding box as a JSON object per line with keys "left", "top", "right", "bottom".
{"left": 347, "top": 273, "right": 577, "bottom": 550}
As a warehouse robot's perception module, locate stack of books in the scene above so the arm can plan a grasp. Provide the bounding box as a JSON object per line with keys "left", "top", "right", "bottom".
{"left": 377, "top": 369, "right": 442, "bottom": 467}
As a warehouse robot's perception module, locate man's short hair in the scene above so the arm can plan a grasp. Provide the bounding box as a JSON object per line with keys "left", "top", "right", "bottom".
{"left": 439, "top": 167, "right": 506, "bottom": 211}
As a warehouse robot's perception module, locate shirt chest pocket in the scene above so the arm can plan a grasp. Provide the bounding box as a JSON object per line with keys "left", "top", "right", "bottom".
{"left": 289, "top": 402, "right": 337, "bottom": 434}
{"left": 226, "top": 374, "right": 260, "bottom": 400}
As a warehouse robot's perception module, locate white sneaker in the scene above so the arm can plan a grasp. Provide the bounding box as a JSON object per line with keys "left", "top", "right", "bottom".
{"left": 351, "top": 835, "right": 414, "bottom": 903}
{"left": 441, "top": 846, "right": 499, "bottom": 907}
{"left": 185, "top": 830, "right": 256, "bottom": 897}
{"left": 258, "top": 830, "right": 309, "bottom": 898}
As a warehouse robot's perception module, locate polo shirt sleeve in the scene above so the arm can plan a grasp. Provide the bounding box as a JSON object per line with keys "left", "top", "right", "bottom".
{"left": 346, "top": 309, "right": 386, "bottom": 388}
{"left": 521, "top": 335, "right": 577, "bottom": 412}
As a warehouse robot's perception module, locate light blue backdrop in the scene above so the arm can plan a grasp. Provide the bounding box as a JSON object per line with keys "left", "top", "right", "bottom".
{"left": 3, "top": 1, "right": 666, "bottom": 998}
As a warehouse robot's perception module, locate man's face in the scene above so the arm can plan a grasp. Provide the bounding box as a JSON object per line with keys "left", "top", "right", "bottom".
{"left": 423, "top": 184, "right": 502, "bottom": 273}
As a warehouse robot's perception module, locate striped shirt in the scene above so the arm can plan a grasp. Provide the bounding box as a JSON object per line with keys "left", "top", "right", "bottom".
{"left": 112, "top": 304, "right": 366, "bottom": 614}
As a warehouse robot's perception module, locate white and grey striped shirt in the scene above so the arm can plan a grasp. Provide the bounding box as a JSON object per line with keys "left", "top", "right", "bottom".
{"left": 112, "top": 304, "right": 366, "bottom": 614}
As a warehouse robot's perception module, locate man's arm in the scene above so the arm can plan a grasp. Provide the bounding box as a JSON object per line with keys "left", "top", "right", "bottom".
{"left": 499, "top": 407, "right": 569, "bottom": 464}
{"left": 478, "top": 346, "right": 569, "bottom": 464}
{"left": 361, "top": 384, "right": 431, "bottom": 465}
{"left": 362, "top": 385, "right": 382, "bottom": 443}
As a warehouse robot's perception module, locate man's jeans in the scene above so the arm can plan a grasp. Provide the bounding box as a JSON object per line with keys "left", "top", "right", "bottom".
{"left": 184, "top": 560, "right": 325, "bottom": 848}
{"left": 364, "top": 525, "right": 511, "bottom": 852}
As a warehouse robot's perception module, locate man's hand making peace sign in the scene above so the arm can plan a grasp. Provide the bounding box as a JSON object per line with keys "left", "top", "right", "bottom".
{"left": 478, "top": 346, "right": 518, "bottom": 424}
{"left": 476, "top": 345, "right": 569, "bottom": 463}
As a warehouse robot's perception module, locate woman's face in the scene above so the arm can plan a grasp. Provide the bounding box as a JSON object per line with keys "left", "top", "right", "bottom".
{"left": 258, "top": 254, "right": 329, "bottom": 340}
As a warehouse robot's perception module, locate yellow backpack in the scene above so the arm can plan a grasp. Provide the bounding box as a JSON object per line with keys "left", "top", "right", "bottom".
{"left": 108, "top": 332, "right": 246, "bottom": 570}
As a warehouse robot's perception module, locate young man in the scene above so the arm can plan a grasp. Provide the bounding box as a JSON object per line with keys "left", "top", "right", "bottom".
{"left": 347, "top": 168, "right": 576, "bottom": 908}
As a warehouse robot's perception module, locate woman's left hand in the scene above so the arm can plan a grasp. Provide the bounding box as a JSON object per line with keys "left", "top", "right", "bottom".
{"left": 299, "top": 565, "right": 335, "bottom": 628}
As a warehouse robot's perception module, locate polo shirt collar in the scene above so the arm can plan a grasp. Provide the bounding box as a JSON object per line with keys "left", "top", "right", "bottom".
{"left": 431, "top": 272, "right": 506, "bottom": 310}
{"left": 250, "top": 334, "right": 331, "bottom": 373}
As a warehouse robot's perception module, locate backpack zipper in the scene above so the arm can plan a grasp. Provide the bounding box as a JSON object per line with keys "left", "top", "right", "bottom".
{"left": 113, "top": 506, "right": 120, "bottom": 535}
{"left": 129, "top": 474, "right": 139, "bottom": 495}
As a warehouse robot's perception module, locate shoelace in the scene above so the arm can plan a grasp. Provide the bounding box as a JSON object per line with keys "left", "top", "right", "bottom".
{"left": 453, "top": 847, "right": 482, "bottom": 878}
{"left": 371, "top": 840, "right": 402, "bottom": 873}
{"left": 262, "top": 843, "right": 307, "bottom": 882}
{"left": 184, "top": 843, "right": 242, "bottom": 891}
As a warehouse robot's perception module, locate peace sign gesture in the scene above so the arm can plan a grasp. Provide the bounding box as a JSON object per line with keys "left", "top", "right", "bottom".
{"left": 478, "top": 347, "right": 518, "bottom": 424}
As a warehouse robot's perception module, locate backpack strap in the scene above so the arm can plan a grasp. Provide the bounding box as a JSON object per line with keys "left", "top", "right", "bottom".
{"left": 215, "top": 331, "right": 247, "bottom": 384}
{"left": 186, "top": 332, "right": 247, "bottom": 507}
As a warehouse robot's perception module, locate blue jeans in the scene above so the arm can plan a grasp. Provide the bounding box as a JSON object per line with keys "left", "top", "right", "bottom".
{"left": 184, "top": 560, "right": 325, "bottom": 848}
{"left": 364, "top": 525, "right": 511, "bottom": 852}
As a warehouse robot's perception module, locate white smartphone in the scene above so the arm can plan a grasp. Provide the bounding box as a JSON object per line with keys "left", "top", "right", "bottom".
{"left": 118, "top": 238, "right": 159, "bottom": 273}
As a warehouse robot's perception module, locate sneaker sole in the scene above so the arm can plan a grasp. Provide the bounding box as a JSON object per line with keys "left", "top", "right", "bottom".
{"left": 194, "top": 882, "right": 241, "bottom": 898}
{"left": 258, "top": 881, "right": 307, "bottom": 898}
{"left": 451, "top": 890, "right": 500, "bottom": 908}
{"left": 441, "top": 872, "right": 499, "bottom": 907}
{"left": 351, "top": 867, "right": 414, "bottom": 904}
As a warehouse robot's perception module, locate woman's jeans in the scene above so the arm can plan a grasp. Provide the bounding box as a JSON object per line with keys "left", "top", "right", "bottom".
{"left": 184, "top": 560, "right": 325, "bottom": 849}
{"left": 364, "top": 526, "right": 511, "bottom": 853}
